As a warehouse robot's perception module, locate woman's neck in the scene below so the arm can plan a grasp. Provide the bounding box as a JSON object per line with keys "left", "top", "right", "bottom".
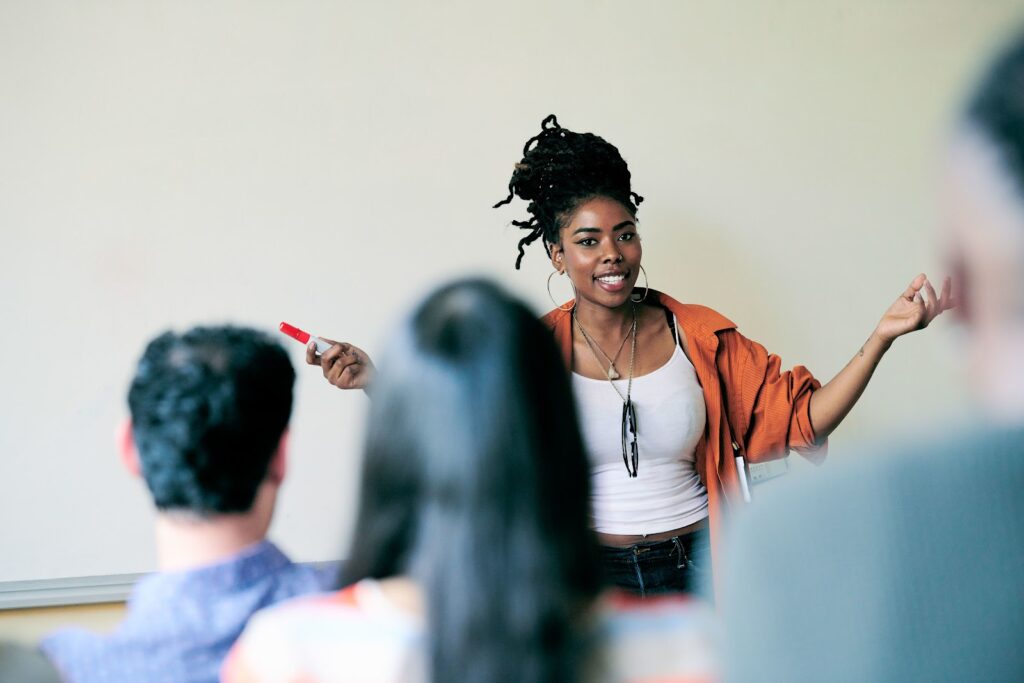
{"left": 573, "top": 299, "right": 636, "bottom": 339}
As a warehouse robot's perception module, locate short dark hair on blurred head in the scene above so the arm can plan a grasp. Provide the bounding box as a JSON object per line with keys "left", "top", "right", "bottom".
{"left": 966, "top": 29, "right": 1024, "bottom": 195}
{"left": 127, "top": 325, "right": 295, "bottom": 515}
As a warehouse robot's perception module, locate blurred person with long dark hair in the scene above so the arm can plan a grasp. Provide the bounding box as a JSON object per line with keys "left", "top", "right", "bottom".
{"left": 223, "top": 280, "right": 719, "bottom": 683}
{"left": 722, "top": 32, "right": 1024, "bottom": 683}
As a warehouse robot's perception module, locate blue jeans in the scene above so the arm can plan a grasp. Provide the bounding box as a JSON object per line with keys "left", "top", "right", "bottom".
{"left": 599, "top": 526, "right": 712, "bottom": 597}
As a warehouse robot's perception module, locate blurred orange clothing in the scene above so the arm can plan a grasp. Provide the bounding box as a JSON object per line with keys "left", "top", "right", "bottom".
{"left": 542, "top": 289, "right": 826, "bottom": 569}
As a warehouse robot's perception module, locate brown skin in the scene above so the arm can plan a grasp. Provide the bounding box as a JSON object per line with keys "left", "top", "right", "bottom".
{"left": 550, "top": 195, "right": 954, "bottom": 546}
{"left": 548, "top": 196, "right": 685, "bottom": 382}
{"left": 305, "top": 337, "right": 375, "bottom": 392}
{"left": 308, "top": 194, "right": 954, "bottom": 546}
{"left": 551, "top": 197, "right": 955, "bottom": 445}
{"left": 808, "top": 272, "right": 954, "bottom": 440}
{"left": 549, "top": 197, "right": 704, "bottom": 546}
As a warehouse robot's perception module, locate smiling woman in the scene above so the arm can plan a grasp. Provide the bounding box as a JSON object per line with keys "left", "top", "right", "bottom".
{"left": 309, "top": 115, "right": 955, "bottom": 597}
{"left": 493, "top": 114, "right": 954, "bottom": 595}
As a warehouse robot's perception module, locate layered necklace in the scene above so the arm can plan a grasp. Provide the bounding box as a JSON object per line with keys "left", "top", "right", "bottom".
{"left": 574, "top": 304, "right": 640, "bottom": 477}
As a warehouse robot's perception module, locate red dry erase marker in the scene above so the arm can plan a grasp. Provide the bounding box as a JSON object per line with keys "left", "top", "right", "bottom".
{"left": 279, "top": 322, "right": 332, "bottom": 355}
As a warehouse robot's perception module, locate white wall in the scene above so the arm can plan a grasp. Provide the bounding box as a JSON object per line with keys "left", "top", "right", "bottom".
{"left": 1, "top": 0, "right": 1019, "bottom": 583}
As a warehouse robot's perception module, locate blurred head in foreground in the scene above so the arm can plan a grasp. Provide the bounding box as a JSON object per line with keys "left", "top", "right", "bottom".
{"left": 45, "top": 328, "right": 322, "bottom": 683}
{"left": 946, "top": 30, "right": 1024, "bottom": 422}
{"left": 343, "top": 279, "right": 603, "bottom": 683}
{"left": 722, "top": 31, "right": 1024, "bottom": 683}
{"left": 126, "top": 325, "right": 294, "bottom": 519}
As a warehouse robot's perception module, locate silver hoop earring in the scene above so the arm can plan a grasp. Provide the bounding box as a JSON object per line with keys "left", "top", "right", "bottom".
{"left": 547, "top": 271, "right": 577, "bottom": 311}
{"left": 630, "top": 265, "right": 650, "bottom": 303}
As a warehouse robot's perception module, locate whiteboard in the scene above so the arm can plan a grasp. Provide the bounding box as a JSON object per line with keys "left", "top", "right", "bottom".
{"left": 2, "top": 1, "right": 1014, "bottom": 589}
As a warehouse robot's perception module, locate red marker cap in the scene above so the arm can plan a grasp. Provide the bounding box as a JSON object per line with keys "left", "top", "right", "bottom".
{"left": 279, "top": 322, "right": 311, "bottom": 345}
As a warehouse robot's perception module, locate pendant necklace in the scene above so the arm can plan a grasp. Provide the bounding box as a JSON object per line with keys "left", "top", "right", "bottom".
{"left": 573, "top": 313, "right": 633, "bottom": 380}
{"left": 574, "top": 305, "right": 641, "bottom": 477}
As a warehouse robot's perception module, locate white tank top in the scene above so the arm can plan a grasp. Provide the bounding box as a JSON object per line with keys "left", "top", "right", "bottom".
{"left": 571, "top": 317, "right": 709, "bottom": 535}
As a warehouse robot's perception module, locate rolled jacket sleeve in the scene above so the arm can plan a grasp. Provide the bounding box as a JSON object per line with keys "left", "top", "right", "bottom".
{"left": 722, "top": 332, "right": 827, "bottom": 465}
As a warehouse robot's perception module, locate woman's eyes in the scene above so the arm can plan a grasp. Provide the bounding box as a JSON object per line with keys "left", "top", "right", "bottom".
{"left": 576, "top": 233, "right": 636, "bottom": 247}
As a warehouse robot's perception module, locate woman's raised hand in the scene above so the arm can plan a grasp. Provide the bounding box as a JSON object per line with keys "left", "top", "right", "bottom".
{"left": 874, "top": 274, "right": 956, "bottom": 344}
{"left": 306, "top": 338, "right": 375, "bottom": 391}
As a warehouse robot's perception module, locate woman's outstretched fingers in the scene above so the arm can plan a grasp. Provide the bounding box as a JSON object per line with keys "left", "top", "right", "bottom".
{"left": 923, "top": 278, "right": 939, "bottom": 317}
{"left": 326, "top": 352, "right": 361, "bottom": 388}
{"left": 305, "top": 336, "right": 344, "bottom": 367}
{"left": 939, "top": 276, "right": 955, "bottom": 310}
{"left": 305, "top": 341, "right": 320, "bottom": 367}
{"left": 315, "top": 343, "right": 344, "bottom": 380}
{"left": 903, "top": 273, "right": 927, "bottom": 300}
{"left": 320, "top": 342, "right": 348, "bottom": 364}
{"left": 300, "top": 335, "right": 374, "bottom": 390}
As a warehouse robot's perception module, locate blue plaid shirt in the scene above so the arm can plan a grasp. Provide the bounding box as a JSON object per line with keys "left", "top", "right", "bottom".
{"left": 42, "top": 541, "right": 332, "bottom": 683}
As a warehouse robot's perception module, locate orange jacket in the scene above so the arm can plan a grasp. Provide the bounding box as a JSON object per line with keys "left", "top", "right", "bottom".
{"left": 542, "top": 289, "right": 826, "bottom": 567}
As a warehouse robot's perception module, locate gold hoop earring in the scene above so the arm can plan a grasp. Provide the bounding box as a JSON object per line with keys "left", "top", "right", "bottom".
{"left": 547, "top": 271, "right": 577, "bottom": 311}
{"left": 630, "top": 265, "right": 650, "bottom": 303}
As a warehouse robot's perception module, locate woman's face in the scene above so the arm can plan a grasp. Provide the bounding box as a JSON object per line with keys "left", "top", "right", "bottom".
{"left": 549, "top": 196, "right": 642, "bottom": 311}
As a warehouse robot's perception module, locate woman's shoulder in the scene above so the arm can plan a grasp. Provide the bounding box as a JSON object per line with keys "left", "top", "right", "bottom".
{"left": 539, "top": 292, "right": 736, "bottom": 332}
{"left": 648, "top": 291, "right": 736, "bottom": 333}
{"left": 540, "top": 304, "right": 573, "bottom": 330}
{"left": 592, "top": 590, "right": 721, "bottom": 683}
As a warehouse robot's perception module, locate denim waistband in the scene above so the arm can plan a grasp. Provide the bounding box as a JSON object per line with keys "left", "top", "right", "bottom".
{"left": 599, "top": 526, "right": 709, "bottom": 558}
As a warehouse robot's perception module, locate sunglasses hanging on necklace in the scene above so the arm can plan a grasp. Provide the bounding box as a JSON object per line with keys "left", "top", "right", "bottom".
{"left": 574, "top": 304, "right": 640, "bottom": 477}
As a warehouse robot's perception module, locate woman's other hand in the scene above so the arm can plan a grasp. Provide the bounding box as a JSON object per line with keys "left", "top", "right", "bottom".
{"left": 306, "top": 337, "right": 375, "bottom": 391}
{"left": 875, "top": 274, "right": 956, "bottom": 343}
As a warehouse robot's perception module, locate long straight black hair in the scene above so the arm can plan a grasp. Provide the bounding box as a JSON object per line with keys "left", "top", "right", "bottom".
{"left": 342, "top": 278, "right": 603, "bottom": 683}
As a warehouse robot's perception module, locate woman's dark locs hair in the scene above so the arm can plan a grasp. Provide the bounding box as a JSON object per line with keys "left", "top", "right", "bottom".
{"left": 494, "top": 115, "right": 644, "bottom": 269}
{"left": 343, "top": 279, "right": 603, "bottom": 683}
{"left": 127, "top": 326, "right": 294, "bottom": 514}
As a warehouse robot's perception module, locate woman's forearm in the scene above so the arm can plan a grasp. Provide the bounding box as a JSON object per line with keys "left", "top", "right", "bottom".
{"left": 809, "top": 331, "right": 892, "bottom": 442}
{"left": 808, "top": 273, "right": 954, "bottom": 443}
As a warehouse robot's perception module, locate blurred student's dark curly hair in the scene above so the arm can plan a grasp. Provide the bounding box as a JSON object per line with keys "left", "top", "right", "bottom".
{"left": 127, "top": 325, "right": 294, "bottom": 514}
{"left": 494, "top": 115, "right": 644, "bottom": 269}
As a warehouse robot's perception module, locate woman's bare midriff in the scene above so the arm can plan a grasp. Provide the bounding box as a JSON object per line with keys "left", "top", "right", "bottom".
{"left": 596, "top": 516, "right": 708, "bottom": 548}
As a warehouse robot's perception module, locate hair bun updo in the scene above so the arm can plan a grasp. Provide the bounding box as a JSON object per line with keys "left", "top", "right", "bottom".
{"left": 494, "top": 115, "right": 644, "bottom": 269}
